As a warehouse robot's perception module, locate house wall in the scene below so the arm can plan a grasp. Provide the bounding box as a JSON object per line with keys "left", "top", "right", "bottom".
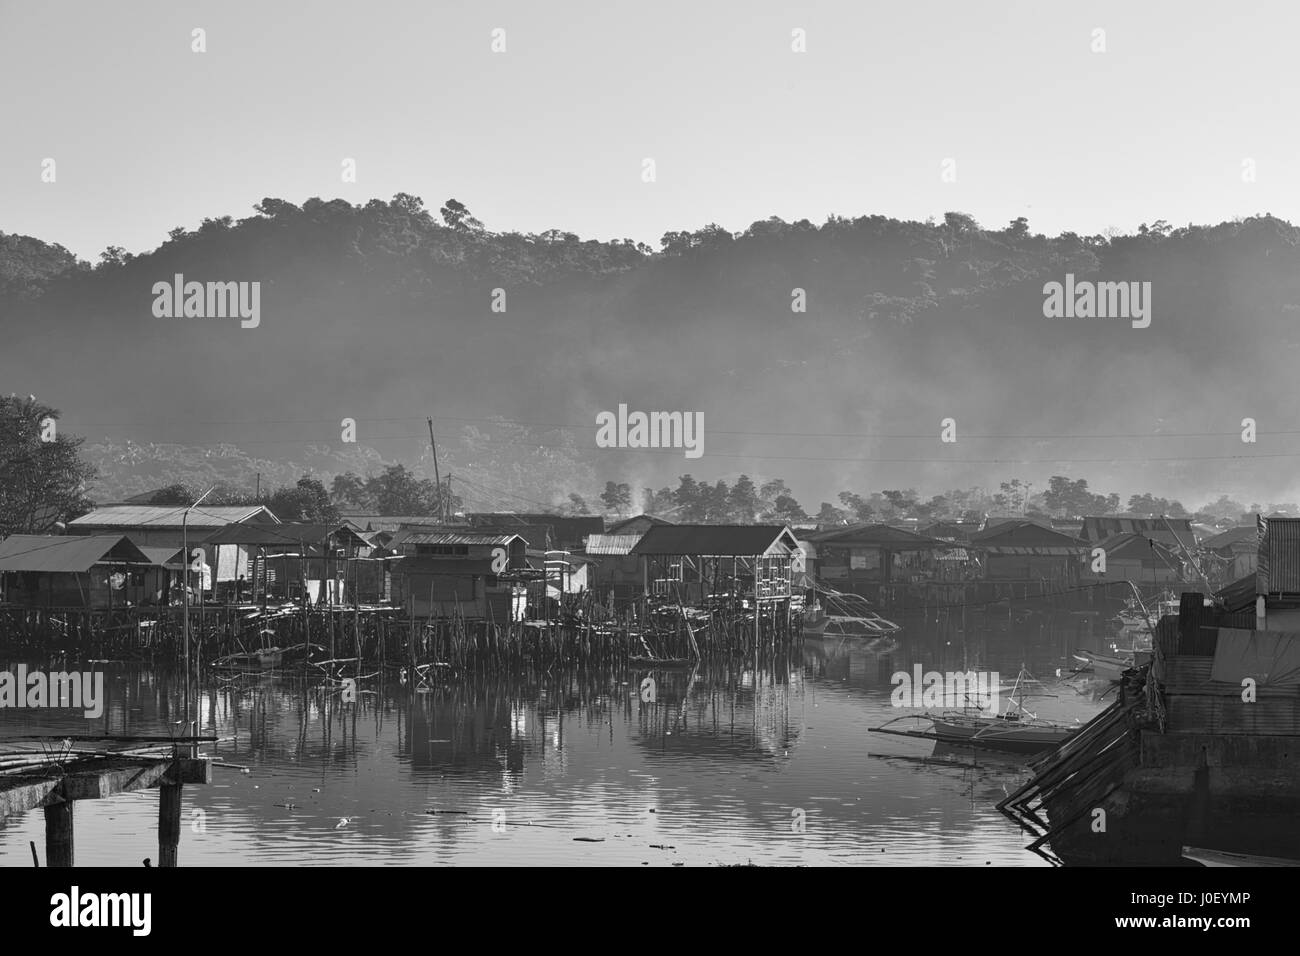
{"left": 984, "top": 553, "right": 1079, "bottom": 582}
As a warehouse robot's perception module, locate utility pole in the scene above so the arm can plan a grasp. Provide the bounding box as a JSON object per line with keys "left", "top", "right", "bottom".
{"left": 427, "top": 417, "right": 443, "bottom": 524}
{"left": 183, "top": 485, "right": 216, "bottom": 758}
{"left": 446, "top": 472, "right": 453, "bottom": 524}
{"left": 255, "top": 472, "right": 261, "bottom": 503}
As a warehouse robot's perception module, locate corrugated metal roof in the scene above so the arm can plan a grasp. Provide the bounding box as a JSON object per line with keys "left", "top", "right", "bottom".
{"left": 1200, "top": 526, "right": 1258, "bottom": 550}
{"left": 971, "top": 521, "right": 1086, "bottom": 548}
{"left": 584, "top": 533, "right": 642, "bottom": 555}
{"left": 68, "top": 505, "right": 278, "bottom": 528}
{"left": 397, "top": 531, "right": 521, "bottom": 547}
{"left": 936, "top": 547, "right": 971, "bottom": 561}
{"left": 631, "top": 524, "right": 797, "bottom": 557}
{"left": 805, "top": 523, "right": 949, "bottom": 549}
{"left": 606, "top": 514, "right": 674, "bottom": 534}
{"left": 0, "top": 535, "right": 152, "bottom": 572}
{"left": 1080, "top": 516, "right": 1197, "bottom": 549}
{"left": 202, "top": 522, "right": 366, "bottom": 547}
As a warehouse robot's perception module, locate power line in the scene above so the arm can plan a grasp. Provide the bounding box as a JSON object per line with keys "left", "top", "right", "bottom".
{"left": 60, "top": 412, "right": 1300, "bottom": 441}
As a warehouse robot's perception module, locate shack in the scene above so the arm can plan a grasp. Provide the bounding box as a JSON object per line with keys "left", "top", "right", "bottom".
{"left": 0, "top": 535, "right": 172, "bottom": 608}
{"left": 969, "top": 520, "right": 1087, "bottom": 585}
{"left": 389, "top": 531, "right": 528, "bottom": 620}
{"left": 803, "top": 524, "right": 951, "bottom": 597}
{"left": 1088, "top": 532, "right": 1190, "bottom": 588}
{"left": 200, "top": 522, "right": 371, "bottom": 604}
{"left": 583, "top": 533, "right": 645, "bottom": 600}
{"left": 629, "top": 524, "right": 800, "bottom": 606}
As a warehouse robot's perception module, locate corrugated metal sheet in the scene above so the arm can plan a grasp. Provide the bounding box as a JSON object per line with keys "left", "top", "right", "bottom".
{"left": 0, "top": 534, "right": 152, "bottom": 572}
{"left": 631, "top": 524, "right": 797, "bottom": 557}
{"left": 1261, "top": 516, "right": 1300, "bottom": 593}
{"left": 1080, "top": 516, "right": 1196, "bottom": 548}
{"left": 396, "top": 531, "right": 521, "bottom": 547}
{"left": 69, "top": 505, "right": 278, "bottom": 528}
{"left": 584, "top": 533, "right": 642, "bottom": 555}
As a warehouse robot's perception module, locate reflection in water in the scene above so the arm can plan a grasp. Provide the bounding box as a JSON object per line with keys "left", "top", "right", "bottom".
{"left": 0, "top": 612, "right": 1108, "bottom": 865}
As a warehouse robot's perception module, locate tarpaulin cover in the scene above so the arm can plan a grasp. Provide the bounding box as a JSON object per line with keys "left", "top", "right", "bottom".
{"left": 1211, "top": 628, "right": 1300, "bottom": 686}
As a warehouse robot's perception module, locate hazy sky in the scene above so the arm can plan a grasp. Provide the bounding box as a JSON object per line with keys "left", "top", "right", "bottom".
{"left": 2, "top": 0, "right": 1296, "bottom": 261}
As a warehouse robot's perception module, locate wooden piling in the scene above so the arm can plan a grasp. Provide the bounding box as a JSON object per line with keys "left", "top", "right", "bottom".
{"left": 44, "top": 800, "right": 74, "bottom": 867}
{"left": 158, "top": 778, "right": 182, "bottom": 868}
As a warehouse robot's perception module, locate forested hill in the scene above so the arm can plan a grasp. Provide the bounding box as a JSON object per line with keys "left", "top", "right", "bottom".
{"left": 3, "top": 198, "right": 1300, "bottom": 505}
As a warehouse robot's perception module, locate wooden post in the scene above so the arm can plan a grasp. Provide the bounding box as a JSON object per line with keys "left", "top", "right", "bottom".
{"left": 159, "top": 778, "right": 183, "bottom": 868}
{"left": 44, "top": 801, "right": 74, "bottom": 867}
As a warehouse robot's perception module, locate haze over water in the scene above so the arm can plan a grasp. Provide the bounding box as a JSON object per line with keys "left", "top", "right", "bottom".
{"left": 0, "top": 614, "right": 1112, "bottom": 866}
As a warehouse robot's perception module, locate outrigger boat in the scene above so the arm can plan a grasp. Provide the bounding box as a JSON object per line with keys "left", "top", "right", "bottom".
{"left": 1182, "top": 846, "right": 1300, "bottom": 867}
{"left": 872, "top": 668, "right": 1080, "bottom": 755}
{"left": 802, "top": 588, "right": 901, "bottom": 639}
{"left": 1071, "top": 648, "right": 1152, "bottom": 683}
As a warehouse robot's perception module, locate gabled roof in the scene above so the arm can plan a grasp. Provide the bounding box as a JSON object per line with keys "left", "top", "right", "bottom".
{"left": 584, "top": 533, "right": 642, "bottom": 555}
{"left": 68, "top": 504, "right": 279, "bottom": 529}
{"left": 338, "top": 514, "right": 458, "bottom": 534}
{"left": 606, "top": 514, "right": 674, "bottom": 534}
{"left": 805, "top": 523, "right": 948, "bottom": 550}
{"left": 467, "top": 513, "right": 605, "bottom": 541}
{"left": 631, "top": 524, "right": 798, "bottom": 557}
{"left": 0, "top": 534, "right": 154, "bottom": 573}
{"left": 919, "top": 521, "right": 980, "bottom": 542}
{"left": 1095, "top": 532, "right": 1183, "bottom": 562}
{"left": 971, "top": 520, "right": 1086, "bottom": 551}
{"left": 137, "top": 545, "right": 186, "bottom": 567}
{"left": 1080, "top": 516, "right": 1196, "bottom": 549}
{"left": 1200, "top": 526, "right": 1258, "bottom": 550}
{"left": 202, "top": 522, "right": 368, "bottom": 548}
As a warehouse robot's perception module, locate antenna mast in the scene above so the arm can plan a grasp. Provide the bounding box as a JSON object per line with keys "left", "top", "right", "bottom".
{"left": 427, "top": 417, "right": 443, "bottom": 523}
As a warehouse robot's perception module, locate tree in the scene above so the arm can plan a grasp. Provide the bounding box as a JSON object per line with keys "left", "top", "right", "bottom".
{"left": 702, "top": 480, "right": 732, "bottom": 522}
{"left": 768, "top": 493, "right": 806, "bottom": 523}
{"left": 599, "top": 481, "right": 632, "bottom": 516}
{"left": 642, "top": 486, "right": 675, "bottom": 516}
{"left": 815, "top": 502, "right": 848, "bottom": 525}
{"left": 674, "top": 475, "right": 707, "bottom": 522}
{"left": 148, "top": 484, "right": 195, "bottom": 506}
{"left": 439, "top": 198, "right": 484, "bottom": 232}
{"left": 266, "top": 476, "right": 339, "bottom": 523}
{"left": 1127, "top": 493, "right": 1188, "bottom": 518}
{"left": 369, "top": 464, "right": 441, "bottom": 515}
{"left": 837, "top": 492, "right": 874, "bottom": 523}
{"left": 565, "top": 493, "right": 590, "bottom": 515}
{"left": 0, "top": 396, "right": 97, "bottom": 536}
{"left": 331, "top": 472, "right": 372, "bottom": 509}
{"left": 728, "top": 475, "right": 759, "bottom": 523}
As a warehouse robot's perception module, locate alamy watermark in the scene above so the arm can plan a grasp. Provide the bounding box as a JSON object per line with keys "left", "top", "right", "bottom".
{"left": 595, "top": 404, "right": 703, "bottom": 459}
{"left": 1042, "top": 273, "right": 1151, "bottom": 328}
{"left": 891, "top": 665, "right": 1000, "bottom": 712}
{"left": 152, "top": 273, "right": 260, "bottom": 328}
{"left": 0, "top": 666, "right": 104, "bottom": 719}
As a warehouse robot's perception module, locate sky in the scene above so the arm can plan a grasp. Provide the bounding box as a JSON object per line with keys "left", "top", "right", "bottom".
{"left": 2, "top": 0, "right": 1297, "bottom": 262}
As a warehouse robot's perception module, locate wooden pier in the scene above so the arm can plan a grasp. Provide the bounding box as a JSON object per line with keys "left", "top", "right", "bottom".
{"left": 0, "top": 740, "right": 212, "bottom": 867}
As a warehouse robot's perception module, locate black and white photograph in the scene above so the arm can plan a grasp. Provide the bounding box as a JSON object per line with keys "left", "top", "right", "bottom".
{"left": 0, "top": 0, "right": 1291, "bottom": 925}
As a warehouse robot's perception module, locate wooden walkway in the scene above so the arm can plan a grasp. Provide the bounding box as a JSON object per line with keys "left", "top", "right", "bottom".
{"left": 0, "top": 741, "right": 212, "bottom": 867}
